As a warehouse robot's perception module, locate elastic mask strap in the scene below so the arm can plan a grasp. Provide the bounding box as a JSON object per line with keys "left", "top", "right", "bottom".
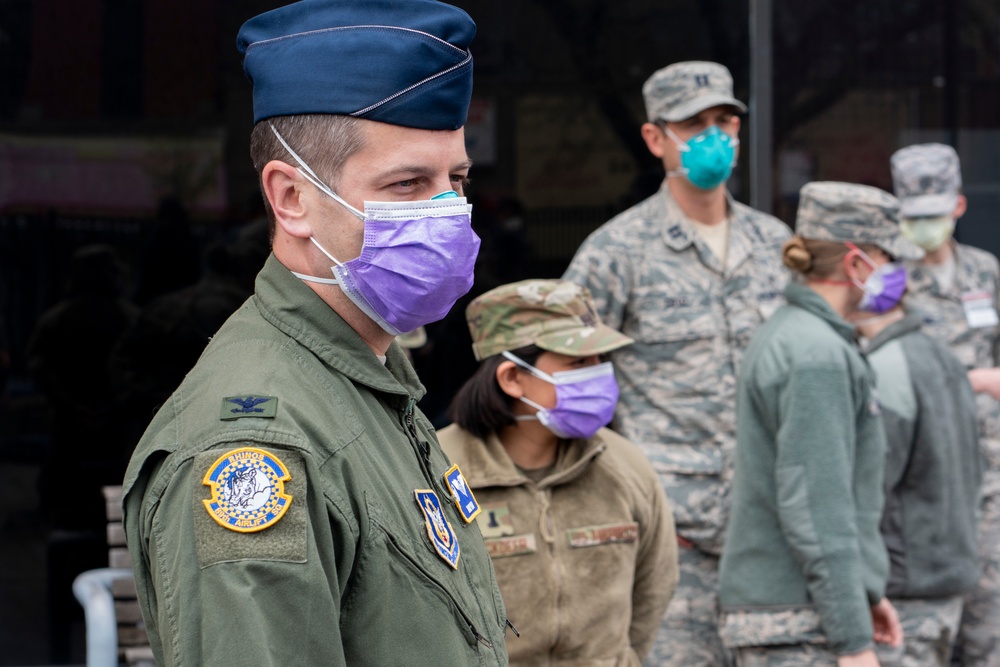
{"left": 502, "top": 352, "right": 553, "bottom": 420}
{"left": 663, "top": 127, "right": 691, "bottom": 180}
{"left": 501, "top": 351, "right": 556, "bottom": 384}
{"left": 268, "top": 123, "right": 365, "bottom": 220}
{"left": 291, "top": 271, "right": 340, "bottom": 286}
{"left": 844, "top": 242, "right": 879, "bottom": 291}
{"left": 665, "top": 127, "right": 691, "bottom": 152}
{"left": 845, "top": 243, "right": 879, "bottom": 270}
{"left": 290, "top": 237, "right": 346, "bottom": 286}
{"left": 514, "top": 392, "right": 548, "bottom": 418}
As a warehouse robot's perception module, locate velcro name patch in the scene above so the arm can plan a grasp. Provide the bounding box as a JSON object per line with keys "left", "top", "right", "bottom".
{"left": 485, "top": 533, "right": 537, "bottom": 559}
{"left": 567, "top": 522, "right": 639, "bottom": 548}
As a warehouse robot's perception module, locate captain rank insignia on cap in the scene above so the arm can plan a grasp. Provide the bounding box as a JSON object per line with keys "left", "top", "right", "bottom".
{"left": 203, "top": 447, "right": 292, "bottom": 532}
{"left": 415, "top": 489, "right": 460, "bottom": 569}
{"left": 443, "top": 464, "right": 481, "bottom": 523}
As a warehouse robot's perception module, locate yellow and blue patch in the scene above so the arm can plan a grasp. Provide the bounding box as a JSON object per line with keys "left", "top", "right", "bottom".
{"left": 202, "top": 447, "right": 292, "bottom": 533}
{"left": 414, "top": 489, "right": 460, "bottom": 569}
{"left": 443, "top": 464, "right": 480, "bottom": 524}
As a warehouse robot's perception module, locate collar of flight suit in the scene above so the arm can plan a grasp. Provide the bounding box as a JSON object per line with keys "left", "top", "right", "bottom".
{"left": 253, "top": 253, "right": 426, "bottom": 400}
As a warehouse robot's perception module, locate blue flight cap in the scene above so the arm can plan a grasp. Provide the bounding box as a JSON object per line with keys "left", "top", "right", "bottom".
{"left": 237, "top": 0, "right": 476, "bottom": 130}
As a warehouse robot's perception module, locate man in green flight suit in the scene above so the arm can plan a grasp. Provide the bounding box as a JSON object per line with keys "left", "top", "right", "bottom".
{"left": 121, "top": 1, "right": 510, "bottom": 665}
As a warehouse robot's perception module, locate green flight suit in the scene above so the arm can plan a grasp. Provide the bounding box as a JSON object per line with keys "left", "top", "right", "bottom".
{"left": 123, "top": 254, "right": 509, "bottom": 666}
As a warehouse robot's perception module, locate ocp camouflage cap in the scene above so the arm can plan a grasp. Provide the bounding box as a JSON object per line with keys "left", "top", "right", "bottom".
{"left": 890, "top": 143, "right": 962, "bottom": 218}
{"left": 795, "top": 181, "right": 924, "bottom": 261}
{"left": 643, "top": 61, "right": 747, "bottom": 123}
{"left": 467, "top": 280, "right": 633, "bottom": 361}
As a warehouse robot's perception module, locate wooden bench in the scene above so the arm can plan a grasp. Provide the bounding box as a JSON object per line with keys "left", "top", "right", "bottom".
{"left": 102, "top": 485, "right": 154, "bottom": 667}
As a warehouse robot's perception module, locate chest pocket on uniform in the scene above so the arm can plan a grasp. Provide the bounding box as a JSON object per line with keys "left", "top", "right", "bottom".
{"left": 627, "top": 291, "right": 716, "bottom": 344}
{"left": 352, "top": 493, "right": 497, "bottom": 656}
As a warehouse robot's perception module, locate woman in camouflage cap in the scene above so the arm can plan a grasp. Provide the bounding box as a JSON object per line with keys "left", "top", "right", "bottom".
{"left": 719, "top": 182, "right": 923, "bottom": 667}
{"left": 438, "top": 278, "right": 679, "bottom": 666}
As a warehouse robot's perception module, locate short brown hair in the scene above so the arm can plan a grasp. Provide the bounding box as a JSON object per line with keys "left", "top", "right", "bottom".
{"left": 249, "top": 114, "right": 366, "bottom": 240}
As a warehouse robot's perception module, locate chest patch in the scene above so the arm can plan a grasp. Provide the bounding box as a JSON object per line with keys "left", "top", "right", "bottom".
{"left": 477, "top": 503, "right": 514, "bottom": 539}
{"left": 415, "top": 490, "right": 460, "bottom": 569}
{"left": 220, "top": 395, "right": 278, "bottom": 420}
{"left": 443, "top": 464, "right": 481, "bottom": 523}
{"left": 567, "top": 521, "right": 639, "bottom": 548}
{"left": 961, "top": 290, "right": 999, "bottom": 329}
{"left": 202, "top": 447, "right": 292, "bottom": 532}
{"left": 485, "top": 533, "right": 537, "bottom": 559}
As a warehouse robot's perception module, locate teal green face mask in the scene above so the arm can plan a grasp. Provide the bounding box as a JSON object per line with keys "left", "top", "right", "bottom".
{"left": 667, "top": 125, "right": 738, "bottom": 190}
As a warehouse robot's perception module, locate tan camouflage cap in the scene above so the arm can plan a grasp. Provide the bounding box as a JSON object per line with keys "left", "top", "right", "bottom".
{"left": 467, "top": 280, "right": 634, "bottom": 361}
{"left": 643, "top": 61, "right": 747, "bottom": 123}
{"left": 890, "top": 143, "right": 962, "bottom": 218}
{"left": 795, "top": 181, "right": 924, "bottom": 261}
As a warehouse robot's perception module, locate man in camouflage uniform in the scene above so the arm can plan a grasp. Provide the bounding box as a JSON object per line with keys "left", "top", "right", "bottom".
{"left": 563, "top": 61, "right": 791, "bottom": 667}
{"left": 891, "top": 143, "right": 1000, "bottom": 667}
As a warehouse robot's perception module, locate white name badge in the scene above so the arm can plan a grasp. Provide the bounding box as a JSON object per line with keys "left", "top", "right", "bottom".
{"left": 961, "top": 290, "right": 1000, "bottom": 328}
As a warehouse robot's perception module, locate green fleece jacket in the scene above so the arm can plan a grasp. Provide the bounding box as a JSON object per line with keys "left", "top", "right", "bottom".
{"left": 719, "top": 282, "right": 889, "bottom": 656}
{"left": 867, "top": 312, "right": 982, "bottom": 598}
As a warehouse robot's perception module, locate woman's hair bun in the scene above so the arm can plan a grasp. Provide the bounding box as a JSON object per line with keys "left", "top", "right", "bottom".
{"left": 782, "top": 236, "right": 813, "bottom": 273}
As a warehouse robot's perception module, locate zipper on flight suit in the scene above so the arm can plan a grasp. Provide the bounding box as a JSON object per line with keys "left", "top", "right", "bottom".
{"left": 401, "top": 397, "right": 510, "bottom": 649}
{"left": 403, "top": 397, "right": 432, "bottom": 464}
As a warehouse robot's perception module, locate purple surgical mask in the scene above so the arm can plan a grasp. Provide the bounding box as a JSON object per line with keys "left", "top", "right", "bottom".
{"left": 503, "top": 352, "right": 619, "bottom": 440}
{"left": 849, "top": 246, "right": 907, "bottom": 314}
{"left": 270, "top": 124, "right": 480, "bottom": 336}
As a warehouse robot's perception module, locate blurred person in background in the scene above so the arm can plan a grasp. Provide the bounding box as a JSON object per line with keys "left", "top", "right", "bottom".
{"left": 719, "top": 182, "right": 916, "bottom": 666}
{"left": 891, "top": 143, "right": 1000, "bottom": 667}
{"left": 563, "top": 60, "right": 790, "bottom": 666}
{"left": 852, "top": 298, "right": 981, "bottom": 667}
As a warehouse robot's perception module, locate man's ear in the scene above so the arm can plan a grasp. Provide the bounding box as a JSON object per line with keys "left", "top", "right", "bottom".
{"left": 262, "top": 160, "right": 313, "bottom": 239}
{"left": 953, "top": 194, "right": 968, "bottom": 220}
{"left": 495, "top": 360, "right": 524, "bottom": 400}
{"left": 641, "top": 122, "right": 669, "bottom": 159}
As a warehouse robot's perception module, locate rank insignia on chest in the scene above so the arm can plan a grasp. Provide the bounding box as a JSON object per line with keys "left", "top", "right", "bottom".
{"left": 443, "top": 464, "right": 481, "bottom": 523}
{"left": 414, "top": 490, "right": 460, "bottom": 569}
{"left": 477, "top": 502, "right": 514, "bottom": 539}
{"left": 220, "top": 395, "right": 278, "bottom": 420}
{"left": 202, "top": 447, "right": 292, "bottom": 533}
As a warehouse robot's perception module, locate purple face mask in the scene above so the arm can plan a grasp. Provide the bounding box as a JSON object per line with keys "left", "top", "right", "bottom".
{"left": 271, "top": 124, "right": 480, "bottom": 336}
{"left": 503, "top": 352, "right": 620, "bottom": 440}
{"left": 849, "top": 246, "right": 907, "bottom": 314}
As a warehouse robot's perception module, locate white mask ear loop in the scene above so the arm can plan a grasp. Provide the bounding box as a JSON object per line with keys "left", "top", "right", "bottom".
{"left": 501, "top": 351, "right": 557, "bottom": 383}
{"left": 665, "top": 127, "right": 691, "bottom": 152}
{"left": 513, "top": 394, "right": 547, "bottom": 422}
{"left": 663, "top": 126, "right": 691, "bottom": 180}
{"left": 268, "top": 123, "right": 365, "bottom": 220}
{"left": 501, "top": 351, "right": 554, "bottom": 420}
{"left": 289, "top": 237, "right": 346, "bottom": 286}
{"left": 269, "top": 123, "right": 364, "bottom": 287}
